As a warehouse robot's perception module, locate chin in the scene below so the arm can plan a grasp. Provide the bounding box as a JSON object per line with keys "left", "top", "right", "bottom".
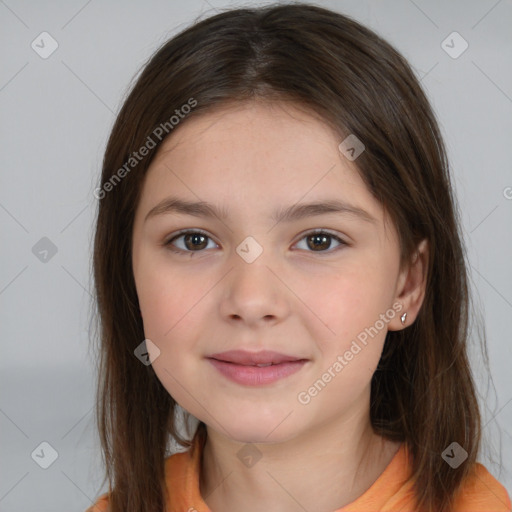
{"left": 230, "top": 429, "right": 290, "bottom": 445}
{"left": 217, "top": 411, "right": 300, "bottom": 445}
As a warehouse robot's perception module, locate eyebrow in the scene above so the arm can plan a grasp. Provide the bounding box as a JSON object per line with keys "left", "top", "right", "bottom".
{"left": 144, "top": 196, "right": 377, "bottom": 224}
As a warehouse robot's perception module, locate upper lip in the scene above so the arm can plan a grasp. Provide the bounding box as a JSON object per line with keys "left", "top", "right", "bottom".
{"left": 208, "top": 350, "right": 307, "bottom": 366}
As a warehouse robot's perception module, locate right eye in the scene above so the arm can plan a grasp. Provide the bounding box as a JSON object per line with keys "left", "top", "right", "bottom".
{"left": 164, "top": 229, "right": 219, "bottom": 254}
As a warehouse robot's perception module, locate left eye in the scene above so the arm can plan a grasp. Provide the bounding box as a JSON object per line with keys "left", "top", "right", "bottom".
{"left": 164, "top": 229, "right": 347, "bottom": 254}
{"left": 294, "top": 229, "right": 347, "bottom": 253}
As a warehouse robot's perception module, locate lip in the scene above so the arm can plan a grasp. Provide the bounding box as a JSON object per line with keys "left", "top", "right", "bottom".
{"left": 207, "top": 350, "right": 309, "bottom": 386}
{"left": 208, "top": 349, "right": 306, "bottom": 365}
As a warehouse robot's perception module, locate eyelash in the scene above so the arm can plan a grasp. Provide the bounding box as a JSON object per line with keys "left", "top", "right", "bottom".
{"left": 163, "top": 228, "right": 347, "bottom": 256}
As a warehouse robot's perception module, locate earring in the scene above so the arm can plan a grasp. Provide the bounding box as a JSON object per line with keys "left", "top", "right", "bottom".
{"left": 400, "top": 312, "right": 407, "bottom": 325}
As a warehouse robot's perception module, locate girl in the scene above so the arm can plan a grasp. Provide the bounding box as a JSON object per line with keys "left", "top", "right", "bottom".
{"left": 87, "top": 3, "right": 511, "bottom": 512}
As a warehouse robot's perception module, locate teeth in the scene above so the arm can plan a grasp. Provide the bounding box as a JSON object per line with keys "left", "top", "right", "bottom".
{"left": 255, "top": 363, "right": 273, "bottom": 367}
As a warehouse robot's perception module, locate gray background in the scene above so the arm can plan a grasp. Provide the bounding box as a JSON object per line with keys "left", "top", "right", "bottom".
{"left": 1, "top": 0, "right": 511, "bottom": 510}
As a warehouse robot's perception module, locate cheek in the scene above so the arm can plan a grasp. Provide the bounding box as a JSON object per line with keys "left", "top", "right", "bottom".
{"left": 138, "top": 275, "right": 201, "bottom": 343}
{"left": 311, "top": 264, "right": 392, "bottom": 338}
{"left": 308, "top": 264, "right": 394, "bottom": 379}
{"left": 298, "top": 280, "right": 390, "bottom": 416}
{"left": 135, "top": 264, "right": 208, "bottom": 407}
{"left": 134, "top": 249, "right": 200, "bottom": 338}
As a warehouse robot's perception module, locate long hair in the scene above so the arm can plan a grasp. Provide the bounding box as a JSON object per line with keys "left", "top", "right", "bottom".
{"left": 91, "top": 3, "right": 485, "bottom": 511}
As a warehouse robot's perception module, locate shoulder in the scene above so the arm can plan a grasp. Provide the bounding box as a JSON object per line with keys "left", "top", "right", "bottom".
{"left": 452, "top": 462, "right": 511, "bottom": 511}
{"left": 84, "top": 492, "right": 110, "bottom": 512}
{"left": 83, "top": 449, "right": 195, "bottom": 512}
{"left": 165, "top": 446, "right": 192, "bottom": 473}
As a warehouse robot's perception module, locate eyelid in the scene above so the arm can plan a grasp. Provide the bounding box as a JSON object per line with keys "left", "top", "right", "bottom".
{"left": 292, "top": 228, "right": 348, "bottom": 254}
{"left": 163, "top": 228, "right": 217, "bottom": 247}
{"left": 164, "top": 228, "right": 348, "bottom": 254}
{"left": 293, "top": 227, "right": 346, "bottom": 243}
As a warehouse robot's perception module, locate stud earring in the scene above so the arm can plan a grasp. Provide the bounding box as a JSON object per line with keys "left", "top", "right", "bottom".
{"left": 400, "top": 312, "right": 407, "bottom": 325}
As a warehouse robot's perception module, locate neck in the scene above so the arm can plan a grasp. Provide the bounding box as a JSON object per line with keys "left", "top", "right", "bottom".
{"left": 199, "top": 393, "right": 400, "bottom": 512}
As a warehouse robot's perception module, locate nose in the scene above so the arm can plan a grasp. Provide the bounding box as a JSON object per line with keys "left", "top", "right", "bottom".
{"left": 219, "top": 256, "right": 290, "bottom": 328}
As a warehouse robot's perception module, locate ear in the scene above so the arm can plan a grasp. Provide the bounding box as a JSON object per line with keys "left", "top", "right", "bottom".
{"left": 388, "top": 238, "right": 429, "bottom": 331}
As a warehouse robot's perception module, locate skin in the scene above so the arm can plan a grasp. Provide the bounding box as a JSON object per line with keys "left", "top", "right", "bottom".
{"left": 131, "top": 100, "right": 429, "bottom": 512}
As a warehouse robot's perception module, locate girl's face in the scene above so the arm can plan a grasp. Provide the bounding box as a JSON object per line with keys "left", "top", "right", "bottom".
{"left": 132, "top": 101, "right": 411, "bottom": 443}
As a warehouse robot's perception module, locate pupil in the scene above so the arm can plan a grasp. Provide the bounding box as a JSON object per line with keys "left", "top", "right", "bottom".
{"left": 310, "top": 234, "right": 329, "bottom": 250}
{"left": 183, "top": 233, "right": 331, "bottom": 251}
{"left": 187, "top": 233, "right": 206, "bottom": 250}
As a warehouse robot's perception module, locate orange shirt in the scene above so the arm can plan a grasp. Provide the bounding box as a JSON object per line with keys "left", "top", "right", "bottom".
{"left": 86, "top": 437, "right": 511, "bottom": 512}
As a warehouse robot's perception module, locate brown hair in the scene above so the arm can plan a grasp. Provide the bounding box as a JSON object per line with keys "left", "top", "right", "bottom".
{"left": 91, "top": 3, "right": 487, "bottom": 511}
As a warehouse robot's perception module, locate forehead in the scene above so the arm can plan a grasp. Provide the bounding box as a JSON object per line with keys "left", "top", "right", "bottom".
{"left": 158, "top": 100, "right": 341, "bottom": 155}
{"left": 136, "top": 100, "right": 385, "bottom": 226}
{"left": 149, "top": 102, "right": 358, "bottom": 179}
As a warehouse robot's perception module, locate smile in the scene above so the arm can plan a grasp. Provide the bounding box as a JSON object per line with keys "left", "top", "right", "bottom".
{"left": 207, "top": 358, "right": 308, "bottom": 386}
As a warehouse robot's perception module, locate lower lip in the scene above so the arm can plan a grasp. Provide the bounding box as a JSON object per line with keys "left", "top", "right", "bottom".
{"left": 208, "top": 358, "right": 307, "bottom": 386}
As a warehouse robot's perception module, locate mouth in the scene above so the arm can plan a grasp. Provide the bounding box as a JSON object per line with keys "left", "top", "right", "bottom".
{"left": 207, "top": 349, "right": 308, "bottom": 366}
{"left": 206, "top": 350, "right": 309, "bottom": 386}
